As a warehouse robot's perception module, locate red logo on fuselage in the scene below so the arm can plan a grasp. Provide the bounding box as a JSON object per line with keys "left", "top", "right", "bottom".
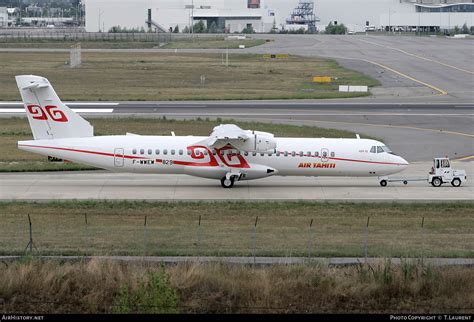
{"left": 26, "top": 104, "right": 68, "bottom": 122}
{"left": 215, "top": 146, "right": 250, "bottom": 168}
{"left": 185, "top": 145, "right": 250, "bottom": 168}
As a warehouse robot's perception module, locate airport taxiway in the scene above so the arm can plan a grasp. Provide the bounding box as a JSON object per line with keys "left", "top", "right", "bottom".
{"left": 1, "top": 161, "right": 472, "bottom": 201}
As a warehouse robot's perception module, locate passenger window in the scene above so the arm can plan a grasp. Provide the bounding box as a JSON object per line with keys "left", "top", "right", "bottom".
{"left": 148, "top": 149, "right": 152, "bottom": 155}
{"left": 155, "top": 149, "right": 160, "bottom": 155}
{"left": 284, "top": 151, "right": 288, "bottom": 157}
{"left": 307, "top": 152, "right": 311, "bottom": 157}
{"left": 299, "top": 151, "right": 304, "bottom": 157}
{"left": 171, "top": 150, "right": 175, "bottom": 155}
{"left": 163, "top": 149, "right": 168, "bottom": 155}
{"left": 213, "top": 151, "right": 217, "bottom": 156}
{"left": 322, "top": 151, "right": 327, "bottom": 157}
{"left": 315, "top": 152, "right": 319, "bottom": 157}
{"left": 331, "top": 152, "right": 335, "bottom": 157}
{"left": 370, "top": 146, "right": 376, "bottom": 153}
{"left": 132, "top": 149, "right": 137, "bottom": 155}
{"left": 261, "top": 153, "right": 264, "bottom": 157}
{"left": 377, "top": 146, "right": 383, "bottom": 153}
{"left": 291, "top": 152, "right": 296, "bottom": 157}
{"left": 179, "top": 150, "right": 183, "bottom": 155}
{"left": 276, "top": 152, "right": 280, "bottom": 157}
{"left": 244, "top": 152, "right": 249, "bottom": 156}
{"left": 140, "top": 149, "right": 145, "bottom": 155}
{"left": 252, "top": 152, "right": 257, "bottom": 157}
{"left": 187, "top": 149, "right": 191, "bottom": 156}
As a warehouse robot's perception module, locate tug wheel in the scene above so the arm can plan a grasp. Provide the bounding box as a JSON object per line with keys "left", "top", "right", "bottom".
{"left": 451, "top": 178, "right": 461, "bottom": 187}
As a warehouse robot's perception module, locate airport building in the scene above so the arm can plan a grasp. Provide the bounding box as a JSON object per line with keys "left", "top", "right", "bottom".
{"left": 0, "top": 7, "right": 7, "bottom": 28}
{"left": 83, "top": 0, "right": 473, "bottom": 33}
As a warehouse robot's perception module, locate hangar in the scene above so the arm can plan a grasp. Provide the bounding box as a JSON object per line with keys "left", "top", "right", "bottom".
{"left": 83, "top": 0, "right": 473, "bottom": 33}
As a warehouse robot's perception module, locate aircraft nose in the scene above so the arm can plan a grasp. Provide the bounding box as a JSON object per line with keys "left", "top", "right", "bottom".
{"left": 399, "top": 156, "right": 409, "bottom": 166}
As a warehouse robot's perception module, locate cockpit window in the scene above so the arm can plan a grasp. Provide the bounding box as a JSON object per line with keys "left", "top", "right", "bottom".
{"left": 370, "top": 146, "right": 376, "bottom": 153}
{"left": 377, "top": 146, "right": 383, "bottom": 153}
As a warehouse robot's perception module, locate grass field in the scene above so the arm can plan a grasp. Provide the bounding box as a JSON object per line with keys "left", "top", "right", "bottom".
{"left": 0, "top": 38, "right": 267, "bottom": 49}
{"left": 0, "top": 52, "right": 379, "bottom": 101}
{"left": 0, "top": 201, "right": 472, "bottom": 258}
{"left": 1, "top": 259, "right": 472, "bottom": 313}
{"left": 0, "top": 117, "right": 369, "bottom": 172}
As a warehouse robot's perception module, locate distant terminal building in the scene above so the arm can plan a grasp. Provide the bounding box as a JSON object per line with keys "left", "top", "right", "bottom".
{"left": 83, "top": 0, "right": 473, "bottom": 33}
{"left": 316, "top": 0, "right": 473, "bottom": 33}
{"left": 84, "top": 0, "right": 289, "bottom": 33}
{"left": 0, "top": 7, "right": 7, "bottom": 28}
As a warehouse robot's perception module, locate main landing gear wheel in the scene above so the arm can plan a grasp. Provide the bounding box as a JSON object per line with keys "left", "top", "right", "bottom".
{"left": 431, "top": 177, "right": 442, "bottom": 187}
{"left": 380, "top": 180, "right": 388, "bottom": 187}
{"left": 221, "top": 177, "right": 235, "bottom": 189}
{"left": 451, "top": 178, "right": 461, "bottom": 187}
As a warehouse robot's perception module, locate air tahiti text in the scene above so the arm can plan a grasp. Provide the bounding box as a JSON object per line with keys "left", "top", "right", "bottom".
{"left": 298, "top": 163, "right": 336, "bottom": 169}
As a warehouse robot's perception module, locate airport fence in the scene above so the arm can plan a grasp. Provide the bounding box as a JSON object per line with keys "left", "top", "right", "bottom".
{"left": 0, "top": 212, "right": 471, "bottom": 259}
{"left": 0, "top": 31, "right": 224, "bottom": 43}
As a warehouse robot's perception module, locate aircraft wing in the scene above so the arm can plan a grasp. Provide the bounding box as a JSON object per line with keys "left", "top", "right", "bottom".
{"left": 198, "top": 124, "right": 277, "bottom": 152}
{"left": 206, "top": 124, "right": 252, "bottom": 148}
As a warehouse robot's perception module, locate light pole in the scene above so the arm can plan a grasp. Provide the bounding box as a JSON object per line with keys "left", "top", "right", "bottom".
{"left": 18, "top": 0, "right": 21, "bottom": 26}
{"left": 417, "top": 11, "right": 420, "bottom": 35}
{"left": 98, "top": 9, "right": 103, "bottom": 32}
{"left": 388, "top": 8, "right": 390, "bottom": 33}
{"left": 388, "top": 8, "right": 396, "bottom": 34}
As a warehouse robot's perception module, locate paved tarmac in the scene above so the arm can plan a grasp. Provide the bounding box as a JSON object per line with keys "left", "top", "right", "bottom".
{"left": 249, "top": 35, "right": 474, "bottom": 101}
{"left": 0, "top": 161, "right": 472, "bottom": 201}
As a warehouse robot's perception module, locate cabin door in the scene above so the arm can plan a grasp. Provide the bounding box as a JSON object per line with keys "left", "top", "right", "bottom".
{"left": 321, "top": 148, "right": 329, "bottom": 163}
{"left": 114, "top": 148, "right": 125, "bottom": 167}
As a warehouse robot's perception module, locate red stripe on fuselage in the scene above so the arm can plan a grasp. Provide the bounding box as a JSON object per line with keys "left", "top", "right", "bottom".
{"left": 18, "top": 144, "right": 146, "bottom": 160}
{"left": 329, "top": 157, "right": 406, "bottom": 166}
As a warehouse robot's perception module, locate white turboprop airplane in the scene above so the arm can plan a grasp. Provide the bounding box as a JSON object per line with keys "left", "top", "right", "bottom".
{"left": 16, "top": 75, "right": 409, "bottom": 188}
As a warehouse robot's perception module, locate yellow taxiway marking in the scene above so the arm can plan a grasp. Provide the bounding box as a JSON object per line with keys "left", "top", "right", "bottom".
{"left": 455, "top": 155, "right": 474, "bottom": 161}
{"left": 359, "top": 39, "right": 474, "bottom": 75}
{"left": 363, "top": 59, "right": 449, "bottom": 96}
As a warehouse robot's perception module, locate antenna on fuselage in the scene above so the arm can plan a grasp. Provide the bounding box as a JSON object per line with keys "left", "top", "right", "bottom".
{"left": 356, "top": 134, "right": 361, "bottom": 139}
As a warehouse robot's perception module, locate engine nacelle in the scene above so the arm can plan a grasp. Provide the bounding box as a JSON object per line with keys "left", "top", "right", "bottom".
{"left": 238, "top": 131, "right": 277, "bottom": 153}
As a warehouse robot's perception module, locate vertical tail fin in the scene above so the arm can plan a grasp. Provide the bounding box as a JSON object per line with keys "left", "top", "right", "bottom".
{"left": 15, "top": 75, "right": 94, "bottom": 140}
